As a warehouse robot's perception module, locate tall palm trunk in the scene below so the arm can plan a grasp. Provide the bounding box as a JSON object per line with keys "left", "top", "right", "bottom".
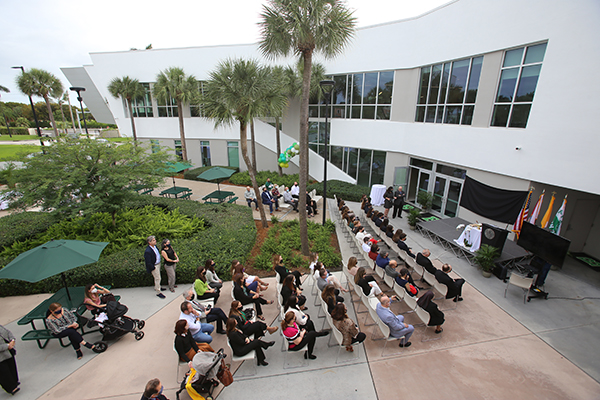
{"left": 276, "top": 116, "right": 282, "bottom": 176}
{"left": 59, "top": 103, "right": 67, "bottom": 135}
{"left": 127, "top": 99, "right": 138, "bottom": 144}
{"left": 298, "top": 51, "right": 313, "bottom": 255}
{"left": 240, "top": 121, "right": 268, "bottom": 228}
{"left": 176, "top": 101, "right": 188, "bottom": 161}
{"left": 44, "top": 94, "right": 59, "bottom": 138}
{"left": 250, "top": 119, "right": 257, "bottom": 170}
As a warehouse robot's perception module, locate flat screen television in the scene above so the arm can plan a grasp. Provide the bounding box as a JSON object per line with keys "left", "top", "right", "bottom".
{"left": 517, "top": 222, "right": 571, "bottom": 268}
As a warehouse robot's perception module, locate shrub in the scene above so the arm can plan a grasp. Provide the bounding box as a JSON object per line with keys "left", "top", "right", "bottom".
{"left": 183, "top": 165, "right": 238, "bottom": 181}
{"left": 0, "top": 212, "right": 59, "bottom": 250}
{"left": 0, "top": 128, "right": 31, "bottom": 136}
{"left": 0, "top": 196, "right": 256, "bottom": 296}
{"left": 307, "top": 180, "right": 370, "bottom": 202}
{"left": 229, "top": 170, "right": 300, "bottom": 189}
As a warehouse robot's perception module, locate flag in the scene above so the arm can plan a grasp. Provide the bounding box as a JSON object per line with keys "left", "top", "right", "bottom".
{"left": 540, "top": 193, "right": 556, "bottom": 228}
{"left": 549, "top": 195, "right": 567, "bottom": 234}
{"left": 512, "top": 188, "right": 533, "bottom": 236}
{"left": 528, "top": 190, "right": 545, "bottom": 224}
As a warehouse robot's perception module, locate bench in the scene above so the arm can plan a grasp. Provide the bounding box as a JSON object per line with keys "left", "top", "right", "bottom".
{"left": 140, "top": 188, "right": 153, "bottom": 195}
{"left": 180, "top": 192, "right": 192, "bottom": 200}
{"left": 227, "top": 196, "right": 238, "bottom": 204}
{"left": 21, "top": 329, "right": 74, "bottom": 349}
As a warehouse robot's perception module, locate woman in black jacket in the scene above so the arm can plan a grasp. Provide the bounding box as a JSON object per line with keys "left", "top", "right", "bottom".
{"left": 232, "top": 273, "right": 273, "bottom": 321}
{"left": 417, "top": 291, "right": 445, "bottom": 333}
{"left": 281, "top": 275, "right": 306, "bottom": 308}
{"left": 226, "top": 318, "right": 275, "bottom": 366}
{"left": 174, "top": 320, "right": 199, "bottom": 369}
{"left": 273, "top": 254, "right": 302, "bottom": 288}
{"left": 228, "top": 301, "right": 278, "bottom": 337}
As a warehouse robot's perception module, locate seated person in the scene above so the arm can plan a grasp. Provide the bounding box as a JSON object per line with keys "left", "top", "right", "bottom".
{"left": 371, "top": 210, "right": 380, "bottom": 222}
{"left": 183, "top": 289, "right": 227, "bottom": 334}
{"left": 355, "top": 226, "right": 371, "bottom": 243}
{"left": 229, "top": 300, "right": 278, "bottom": 337}
{"left": 368, "top": 243, "right": 380, "bottom": 262}
{"left": 416, "top": 249, "right": 437, "bottom": 275}
{"left": 306, "top": 191, "right": 318, "bottom": 215}
{"left": 376, "top": 250, "right": 390, "bottom": 269}
{"left": 316, "top": 264, "right": 347, "bottom": 292}
{"left": 261, "top": 187, "right": 279, "bottom": 214}
{"left": 174, "top": 319, "right": 201, "bottom": 368}
{"left": 290, "top": 181, "right": 300, "bottom": 198}
{"left": 281, "top": 311, "right": 329, "bottom": 360}
{"left": 284, "top": 294, "right": 315, "bottom": 332}
{"left": 282, "top": 187, "right": 299, "bottom": 211}
{"left": 385, "top": 225, "right": 395, "bottom": 238}
{"left": 232, "top": 273, "right": 273, "bottom": 321}
{"left": 194, "top": 267, "right": 220, "bottom": 304}
{"left": 397, "top": 233, "right": 416, "bottom": 258}
{"left": 244, "top": 186, "right": 259, "bottom": 210}
{"left": 331, "top": 303, "right": 366, "bottom": 352}
{"left": 271, "top": 185, "right": 283, "bottom": 200}
{"left": 204, "top": 259, "right": 223, "bottom": 289}
{"left": 375, "top": 295, "right": 414, "bottom": 347}
{"left": 227, "top": 318, "right": 275, "bottom": 367}
{"left": 354, "top": 267, "right": 382, "bottom": 297}
{"left": 347, "top": 256, "right": 359, "bottom": 276}
{"left": 46, "top": 302, "right": 96, "bottom": 359}
{"left": 379, "top": 218, "right": 389, "bottom": 231}
{"left": 395, "top": 267, "right": 419, "bottom": 297}
{"left": 264, "top": 178, "right": 274, "bottom": 191}
{"left": 374, "top": 213, "right": 384, "bottom": 227}
{"left": 83, "top": 283, "right": 112, "bottom": 312}
{"left": 232, "top": 260, "right": 268, "bottom": 293}
{"left": 321, "top": 284, "right": 344, "bottom": 314}
{"left": 142, "top": 379, "right": 167, "bottom": 400}
{"left": 273, "top": 254, "right": 302, "bottom": 288}
{"left": 391, "top": 228, "right": 403, "bottom": 243}
{"left": 362, "top": 237, "right": 372, "bottom": 253}
{"left": 435, "top": 264, "right": 465, "bottom": 302}
{"left": 417, "top": 291, "right": 445, "bottom": 333}
{"left": 281, "top": 275, "right": 307, "bottom": 308}
{"left": 385, "top": 259, "right": 400, "bottom": 279}
{"left": 179, "top": 301, "right": 215, "bottom": 343}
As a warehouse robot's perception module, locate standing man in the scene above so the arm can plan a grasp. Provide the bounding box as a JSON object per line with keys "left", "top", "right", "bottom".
{"left": 245, "top": 186, "right": 259, "bottom": 210}
{"left": 261, "top": 187, "right": 279, "bottom": 215}
{"left": 393, "top": 186, "right": 405, "bottom": 219}
{"left": 141, "top": 378, "right": 168, "bottom": 400}
{"left": 376, "top": 295, "right": 414, "bottom": 347}
{"left": 144, "top": 236, "right": 166, "bottom": 299}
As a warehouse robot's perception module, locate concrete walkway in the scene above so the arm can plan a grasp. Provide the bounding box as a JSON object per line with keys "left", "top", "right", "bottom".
{"left": 1, "top": 194, "right": 599, "bottom": 399}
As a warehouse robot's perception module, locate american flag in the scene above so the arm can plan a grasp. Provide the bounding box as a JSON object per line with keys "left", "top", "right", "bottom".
{"left": 513, "top": 188, "right": 533, "bottom": 236}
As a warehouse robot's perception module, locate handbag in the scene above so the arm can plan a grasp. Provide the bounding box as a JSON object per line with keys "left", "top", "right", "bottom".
{"left": 406, "top": 283, "right": 418, "bottom": 296}
{"left": 216, "top": 360, "right": 233, "bottom": 386}
{"left": 101, "top": 293, "right": 117, "bottom": 304}
{"left": 243, "top": 308, "right": 255, "bottom": 320}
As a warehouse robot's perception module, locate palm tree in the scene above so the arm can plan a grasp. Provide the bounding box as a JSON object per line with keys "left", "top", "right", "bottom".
{"left": 203, "top": 58, "right": 287, "bottom": 228}
{"left": 108, "top": 76, "right": 145, "bottom": 143}
{"left": 15, "top": 68, "right": 63, "bottom": 138}
{"left": 153, "top": 67, "right": 198, "bottom": 161}
{"left": 259, "top": 0, "right": 356, "bottom": 254}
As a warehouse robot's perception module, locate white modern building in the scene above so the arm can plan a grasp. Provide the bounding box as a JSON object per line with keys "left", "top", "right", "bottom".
{"left": 62, "top": 0, "right": 600, "bottom": 260}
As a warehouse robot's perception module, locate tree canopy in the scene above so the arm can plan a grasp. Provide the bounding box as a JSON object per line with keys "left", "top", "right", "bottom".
{"left": 6, "top": 138, "right": 171, "bottom": 225}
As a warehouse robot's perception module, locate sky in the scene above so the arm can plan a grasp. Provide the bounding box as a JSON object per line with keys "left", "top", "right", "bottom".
{"left": 0, "top": 0, "right": 450, "bottom": 105}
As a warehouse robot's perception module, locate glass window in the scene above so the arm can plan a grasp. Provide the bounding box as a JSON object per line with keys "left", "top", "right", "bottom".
{"left": 132, "top": 83, "right": 153, "bottom": 118}
{"left": 174, "top": 140, "right": 182, "bottom": 161}
{"left": 150, "top": 139, "right": 160, "bottom": 153}
{"left": 227, "top": 141, "right": 239, "bottom": 169}
{"left": 190, "top": 81, "right": 205, "bottom": 117}
{"left": 425, "top": 106, "right": 436, "bottom": 123}
{"left": 466, "top": 57, "right": 483, "bottom": 103}
{"left": 333, "top": 75, "right": 347, "bottom": 105}
{"left": 362, "top": 106, "right": 375, "bottom": 119}
{"left": 347, "top": 148, "right": 358, "bottom": 179}
{"left": 415, "top": 106, "right": 426, "bottom": 122}
{"left": 376, "top": 106, "right": 391, "bottom": 120}
{"left": 410, "top": 158, "right": 433, "bottom": 170}
{"left": 157, "top": 94, "right": 178, "bottom": 117}
{"left": 363, "top": 73, "right": 378, "bottom": 104}
{"left": 462, "top": 106, "right": 474, "bottom": 125}
{"left": 428, "top": 64, "right": 442, "bottom": 104}
{"left": 332, "top": 106, "right": 345, "bottom": 119}
{"left": 432, "top": 177, "right": 446, "bottom": 213}
{"left": 308, "top": 122, "right": 319, "bottom": 143}
{"left": 445, "top": 181, "right": 462, "bottom": 217}
{"left": 492, "top": 43, "right": 546, "bottom": 128}
{"left": 200, "top": 141, "right": 211, "bottom": 167}
{"left": 330, "top": 146, "right": 343, "bottom": 170}
{"left": 371, "top": 151, "right": 386, "bottom": 185}
{"left": 436, "top": 164, "right": 466, "bottom": 178}
{"left": 357, "top": 149, "right": 372, "bottom": 186}
{"left": 418, "top": 67, "right": 430, "bottom": 104}
{"left": 352, "top": 74, "right": 363, "bottom": 104}
{"left": 447, "top": 59, "right": 470, "bottom": 104}
{"left": 444, "top": 106, "right": 462, "bottom": 124}
{"left": 378, "top": 71, "right": 394, "bottom": 104}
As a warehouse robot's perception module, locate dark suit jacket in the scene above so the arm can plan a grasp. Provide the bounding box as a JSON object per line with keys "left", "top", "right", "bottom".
{"left": 233, "top": 283, "right": 254, "bottom": 305}
{"left": 397, "top": 240, "right": 415, "bottom": 258}
{"left": 144, "top": 245, "right": 157, "bottom": 273}
{"left": 261, "top": 191, "right": 273, "bottom": 205}
{"left": 275, "top": 265, "right": 289, "bottom": 283}
{"left": 228, "top": 329, "right": 250, "bottom": 355}
{"left": 435, "top": 270, "right": 461, "bottom": 299}
{"left": 416, "top": 253, "right": 437, "bottom": 275}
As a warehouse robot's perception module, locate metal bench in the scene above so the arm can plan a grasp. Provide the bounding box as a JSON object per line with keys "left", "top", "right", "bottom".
{"left": 227, "top": 196, "right": 238, "bottom": 204}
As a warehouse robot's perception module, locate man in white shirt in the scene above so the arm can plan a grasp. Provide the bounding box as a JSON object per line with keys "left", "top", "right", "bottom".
{"left": 179, "top": 302, "right": 214, "bottom": 343}
{"left": 282, "top": 187, "right": 299, "bottom": 212}
{"left": 361, "top": 237, "right": 372, "bottom": 253}
{"left": 290, "top": 181, "right": 300, "bottom": 198}
{"left": 144, "top": 235, "right": 166, "bottom": 299}
{"left": 355, "top": 227, "right": 372, "bottom": 243}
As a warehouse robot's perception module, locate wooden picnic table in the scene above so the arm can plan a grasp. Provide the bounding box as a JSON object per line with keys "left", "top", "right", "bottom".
{"left": 202, "top": 190, "right": 236, "bottom": 204}
{"left": 159, "top": 186, "right": 192, "bottom": 199}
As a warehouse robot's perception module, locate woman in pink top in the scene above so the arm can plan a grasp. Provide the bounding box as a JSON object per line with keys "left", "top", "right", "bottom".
{"left": 281, "top": 311, "right": 329, "bottom": 360}
{"left": 83, "top": 283, "right": 111, "bottom": 311}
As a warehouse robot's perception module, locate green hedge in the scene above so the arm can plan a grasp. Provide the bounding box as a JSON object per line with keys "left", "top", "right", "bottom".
{"left": 0, "top": 196, "right": 256, "bottom": 296}
{"left": 229, "top": 170, "right": 300, "bottom": 189}
{"left": 0, "top": 128, "right": 31, "bottom": 135}
{"left": 0, "top": 212, "right": 59, "bottom": 251}
{"left": 307, "top": 180, "right": 371, "bottom": 202}
{"left": 183, "top": 166, "right": 238, "bottom": 181}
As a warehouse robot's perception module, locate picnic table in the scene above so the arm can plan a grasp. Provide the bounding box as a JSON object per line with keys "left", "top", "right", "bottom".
{"left": 18, "top": 286, "right": 118, "bottom": 349}
{"left": 202, "top": 190, "right": 236, "bottom": 204}
{"left": 132, "top": 185, "right": 153, "bottom": 195}
{"left": 159, "top": 186, "right": 192, "bottom": 199}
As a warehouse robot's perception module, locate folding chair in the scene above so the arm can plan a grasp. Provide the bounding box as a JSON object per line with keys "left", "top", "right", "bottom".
{"left": 504, "top": 272, "right": 534, "bottom": 304}
{"left": 415, "top": 305, "right": 442, "bottom": 342}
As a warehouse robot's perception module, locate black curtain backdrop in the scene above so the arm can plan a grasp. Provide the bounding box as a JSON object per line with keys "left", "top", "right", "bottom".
{"left": 459, "top": 176, "right": 528, "bottom": 224}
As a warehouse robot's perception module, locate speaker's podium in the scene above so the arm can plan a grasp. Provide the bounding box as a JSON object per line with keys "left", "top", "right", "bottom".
{"left": 481, "top": 224, "right": 509, "bottom": 254}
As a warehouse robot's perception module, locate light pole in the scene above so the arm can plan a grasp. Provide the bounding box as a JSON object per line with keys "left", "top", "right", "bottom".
{"left": 70, "top": 87, "right": 89, "bottom": 138}
{"left": 319, "top": 80, "right": 335, "bottom": 225}
{"left": 12, "top": 66, "right": 44, "bottom": 147}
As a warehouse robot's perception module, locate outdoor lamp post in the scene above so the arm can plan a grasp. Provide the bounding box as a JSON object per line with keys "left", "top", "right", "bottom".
{"left": 319, "top": 80, "right": 335, "bottom": 226}
{"left": 11, "top": 66, "right": 44, "bottom": 147}
{"left": 69, "top": 86, "right": 89, "bottom": 138}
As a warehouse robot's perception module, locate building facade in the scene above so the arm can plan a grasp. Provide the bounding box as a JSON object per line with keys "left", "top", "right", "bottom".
{"left": 62, "top": 0, "right": 600, "bottom": 259}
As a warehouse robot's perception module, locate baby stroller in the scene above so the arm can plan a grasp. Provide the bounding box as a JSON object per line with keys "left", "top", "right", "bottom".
{"left": 86, "top": 300, "right": 145, "bottom": 346}
{"left": 176, "top": 348, "right": 228, "bottom": 400}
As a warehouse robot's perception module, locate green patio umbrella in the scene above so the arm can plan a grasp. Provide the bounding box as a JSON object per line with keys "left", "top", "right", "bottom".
{"left": 164, "top": 161, "right": 193, "bottom": 187}
{"left": 197, "top": 166, "right": 236, "bottom": 195}
{"left": 0, "top": 240, "right": 109, "bottom": 300}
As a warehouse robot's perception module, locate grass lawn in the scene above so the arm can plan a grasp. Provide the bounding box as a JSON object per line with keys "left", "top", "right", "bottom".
{"left": 0, "top": 145, "right": 42, "bottom": 161}
{"left": 0, "top": 135, "right": 39, "bottom": 141}
{"left": 106, "top": 137, "right": 129, "bottom": 142}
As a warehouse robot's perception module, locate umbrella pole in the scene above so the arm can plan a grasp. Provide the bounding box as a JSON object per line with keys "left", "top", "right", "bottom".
{"left": 172, "top": 176, "right": 176, "bottom": 188}
{"left": 61, "top": 273, "right": 72, "bottom": 301}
